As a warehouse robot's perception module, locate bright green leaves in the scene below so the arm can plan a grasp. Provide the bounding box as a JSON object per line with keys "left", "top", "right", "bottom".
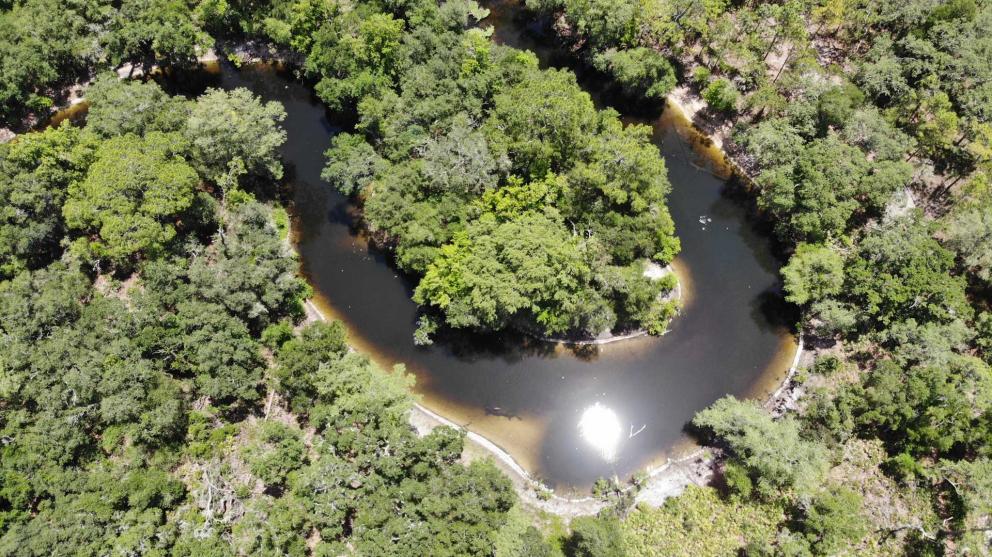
{"left": 565, "top": 118, "right": 679, "bottom": 264}
{"left": 693, "top": 396, "right": 831, "bottom": 499}
{"left": 103, "top": 0, "right": 213, "bottom": 70}
{"left": 63, "top": 131, "right": 198, "bottom": 267}
{"left": 311, "top": 12, "right": 406, "bottom": 110}
{"left": 781, "top": 243, "right": 845, "bottom": 305}
{"left": 484, "top": 68, "right": 599, "bottom": 178}
{"left": 414, "top": 209, "right": 594, "bottom": 334}
{"left": 846, "top": 213, "right": 971, "bottom": 328}
{"left": 325, "top": 40, "right": 680, "bottom": 339}
{"left": 86, "top": 73, "right": 191, "bottom": 138}
{"left": 0, "top": 122, "right": 90, "bottom": 278}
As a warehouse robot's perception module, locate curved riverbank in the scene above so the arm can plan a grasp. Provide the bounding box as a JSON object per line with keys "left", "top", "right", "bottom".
{"left": 526, "top": 262, "right": 684, "bottom": 346}
{"left": 305, "top": 297, "right": 804, "bottom": 517}
{"left": 28, "top": 50, "right": 796, "bottom": 491}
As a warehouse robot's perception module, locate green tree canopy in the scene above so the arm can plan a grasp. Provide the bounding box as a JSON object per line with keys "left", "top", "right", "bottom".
{"left": 184, "top": 88, "right": 287, "bottom": 183}
{"left": 693, "top": 396, "right": 831, "bottom": 498}
{"left": 781, "top": 243, "right": 845, "bottom": 305}
{"left": 63, "top": 131, "right": 198, "bottom": 266}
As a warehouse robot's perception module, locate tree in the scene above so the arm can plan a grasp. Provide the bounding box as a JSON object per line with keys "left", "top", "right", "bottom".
{"left": 702, "top": 78, "right": 739, "bottom": 114}
{"left": 421, "top": 113, "right": 503, "bottom": 196}
{"left": 85, "top": 73, "right": 190, "bottom": 137}
{"left": 592, "top": 47, "right": 678, "bottom": 101}
{"left": 492, "top": 506, "right": 554, "bottom": 557}
{"left": 63, "top": 131, "right": 198, "bottom": 266}
{"left": 274, "top": 321, "right": 349, "bottom": 416}
{"left": 185, "top": 88, "right": 287, "bottom": 183}
{"left": 755, "top": 134, "right": 886, "bottom": 243}
{"left": 738, "top": 118, "right": 804, "bottom": 169}
{"left": 484, "top": 68, "right": 598, "bottom": 177}
{"left": 0, "top": 0, "right": 96, "bottom": 125}
{"left": 816, "top": 83, "right": 864, "bottom": 132}
{"left": 781, "top": 243, "right": 845, "bottom": 305}
{"left": 845, "top": 213, "right": 971, "bottom": 328}
{"left": 242, "top": 421, "right": 306, "bottom": 488}
{"left": 309, "top": 12, "right": 406, "bottom": 110}
{"left": 0, "top": 123, "right": 89, "bottom": 278}
{"left": 692, "top": 396, "right": 830, "bottom": 497}
{"left": 555, "top": 0, "right": 644, "bottom": 47}
{"left": 796, "top": 487, "right": 868, "bottom": 555}
{"left": 166, "top": 300, "right": 266, "bottom": 407}
{"left": 840, "top": 107, "right": 915, "bottom": 161}
{"left": 567, "top": 515, "right": 626, "bottom": 557}
{"left": 841, "top": 358, "right": 989, "bottom": 457}
{"left": 321, "top": 132, "right": 385, "bottom": 195}
{"left": 942, "top": 198, "right": 992, "bottom": 285}
{"left": 187, "top": 199, "right": 308, "bottom": 333}
{"left": 104, "top": 0, "right": 213, "bottom": 71}
{"left": 939, "top": 458, "right": 992, "bottom": 552}
{"left": 413, "top": 209, "right": 605, "bottom": 335}
{"left": 565, "top": 117, "right": 680, "bottom": 265}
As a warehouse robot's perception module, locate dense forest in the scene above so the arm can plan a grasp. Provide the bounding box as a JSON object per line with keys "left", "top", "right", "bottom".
{"left": 523, "top": 0, "right": 992, "bottom": 554}
{"left": 0, "top": 0, "right": 990, "bottom": 556}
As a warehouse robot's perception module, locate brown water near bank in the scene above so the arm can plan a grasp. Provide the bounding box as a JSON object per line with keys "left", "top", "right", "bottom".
{"left": 38, "top": 5, "right": 796, "bottom": 489}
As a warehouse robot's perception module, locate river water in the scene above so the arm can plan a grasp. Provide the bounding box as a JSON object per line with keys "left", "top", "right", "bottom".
{"left": 175, "top": 2, "right": 796, "bottom": 491}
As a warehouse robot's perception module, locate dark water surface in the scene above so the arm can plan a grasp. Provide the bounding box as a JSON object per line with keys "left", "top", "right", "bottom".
{"left": 209, "top": 3, "right": 796, "bottom": 490}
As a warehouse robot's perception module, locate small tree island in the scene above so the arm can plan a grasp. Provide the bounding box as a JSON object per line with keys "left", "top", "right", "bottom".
{"left": 322, "top": 35, "right": 681, "bottom": 343}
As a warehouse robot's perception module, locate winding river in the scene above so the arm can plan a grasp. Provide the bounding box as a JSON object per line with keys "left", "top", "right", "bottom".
{"left": 168, "top": 2, "right": 798, "bottom": 491}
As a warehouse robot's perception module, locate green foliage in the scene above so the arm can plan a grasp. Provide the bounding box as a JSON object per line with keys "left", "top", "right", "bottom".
{"left": 622, "top": 486, "right": 782, "bottom": 556}
{"left": 794, "top": 487, "right": 868, "bottom": 555}
{"left": 838, "top": 357, "right": 990, "bottom": 457}
{"left": 942, "top": 196, "right": 992, "bottom": 285}
{"left": 816, "top": 83, "right": 865, "bottom": 132}
{"left": 186, "top": 199, "right": 309, "bottom": 333}
{"left": 414, "top": 209, "right": 601, "bottom": 334}
{"left": 63, "top": 131, "right": 198, "bottom": 267}
{"left": 309, "top": 12, "right": 406, "bottom": 111}
{"left": 243, "top": 421, "right": 306, "bottom": 488}
{"left": 104, "top": 0, "right": 213, "bottom": 70}
{"left": 939, "top": 458, "right": 992, "bottom": 552}
{"left": 321, "top": 132, "right": 385, "bottom": 195}
{"left": 550, "top": 0, "right": 643, "bottom": 48}
{"left": 185, "top": 88, "right": 287, "bottom": 183}
{"left": 693, "top": 397, "right": 830, "bottom": 498}
{"left": 845, "top": 213, "right": 971, "bottom": 328}
{"left": 308, "top": 4, "right": 681, "bottom": 339}
{"left": 702, "top": 78, "right": 739, "bottom": 114}
{"left": 493, "top": 505, "right": 557, "bottom": 557}
{"left": 567, "top": 515, "right": 626, "bottom": 557}
{"left": 274, "top": 321, "right": 349, "bottom": 415}
{"left": 592, "top": 47, "right": 677, "bottom": 101}
{"left": 781, "top": 243, "right": 844, "bottom": 305}
{"left": 484, "top": 68, "right": 598, "bottom": 177}
{"left": 0, "top": 0, "right": 97, "bottom": 125}
{"left": 0, "top": 122, "right": 89, "bottom": 278}
{"left": 723, "top": 460, "right": 754, "bottom": 500}
{"left": 752, "top": 134, "right": 903, "bottom": 243}
{"left": 86, "top": 73, "right": 191, "bottom": 137}
{"left": 169, "top": 300, "right": 266, "bottom": 406}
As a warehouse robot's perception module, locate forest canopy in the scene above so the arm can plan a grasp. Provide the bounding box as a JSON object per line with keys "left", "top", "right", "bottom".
{"left": 3, "top": 0, "right": 992, "bottom": 555}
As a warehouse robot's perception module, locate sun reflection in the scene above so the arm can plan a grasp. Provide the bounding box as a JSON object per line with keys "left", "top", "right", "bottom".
{"left": 578, "top": 403, "right": 622, "bottom": 462}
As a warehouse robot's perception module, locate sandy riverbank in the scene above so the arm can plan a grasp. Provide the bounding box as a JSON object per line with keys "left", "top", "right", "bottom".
{"left": 303, "top": 294, "right": 806, "bottom": 518}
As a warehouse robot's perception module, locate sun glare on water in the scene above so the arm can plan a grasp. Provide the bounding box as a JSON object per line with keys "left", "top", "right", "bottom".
{"left": 578, "top": 402, "right": 622, "bottom": 462}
